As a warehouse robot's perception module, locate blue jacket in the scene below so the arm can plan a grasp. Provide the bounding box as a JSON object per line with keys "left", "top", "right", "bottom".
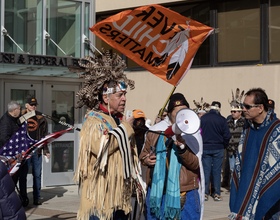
{"left": 201, "top": 109, "right": 231, "bottom": 150}
{"left": 0, "top": 161, "right": 26, "bottom": 220}
{"left": 229, "top": 110, "right": 280, "bottom": 219}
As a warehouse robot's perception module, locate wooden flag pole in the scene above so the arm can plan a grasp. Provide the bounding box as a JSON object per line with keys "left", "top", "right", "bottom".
{"left": 158, "top": 86, "right": 177, "bottom": 117}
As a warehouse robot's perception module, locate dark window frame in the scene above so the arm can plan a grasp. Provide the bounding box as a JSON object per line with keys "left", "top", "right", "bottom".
{"left": 95, "top": 0, "right": 279, "bottom": 71}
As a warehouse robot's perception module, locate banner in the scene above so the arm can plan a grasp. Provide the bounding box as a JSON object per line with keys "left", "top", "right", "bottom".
{"left": 90, "top": 4, "right": 214, "bottom": 86}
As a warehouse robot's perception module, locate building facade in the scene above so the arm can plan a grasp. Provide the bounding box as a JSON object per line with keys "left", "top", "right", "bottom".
{"left": 0, "top": 0, "right": 95, "bottom": 186}
{"left": 95, "top": 0, "right": 280, "bottom": 122}
{"left": 1, "top": 0, "right": 280, "bottom": 186}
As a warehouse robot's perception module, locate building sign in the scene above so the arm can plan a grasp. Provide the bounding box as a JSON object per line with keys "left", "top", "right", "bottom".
{"left": 0, "top": 52, "right": 80, "bottom": 68}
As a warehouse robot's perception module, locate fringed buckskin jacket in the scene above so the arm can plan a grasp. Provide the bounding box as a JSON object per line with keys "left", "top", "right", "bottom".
{"left": 74, "top": 109, "right": 144, "bottom": 220}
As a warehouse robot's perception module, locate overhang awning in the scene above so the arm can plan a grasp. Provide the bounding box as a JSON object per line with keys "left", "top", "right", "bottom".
{"left": 0, "top": 52, "right": 80, "bottom": 78}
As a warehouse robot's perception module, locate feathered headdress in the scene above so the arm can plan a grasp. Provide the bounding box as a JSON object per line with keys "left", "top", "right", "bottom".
{"left": 69, "top": 49, "right": 135, "bottom": 109}
{"left": 193, "top": 97, "right": 210, "bottom": 113}
{"left": 229, "top": 88, "right": 244, "bottom": 110}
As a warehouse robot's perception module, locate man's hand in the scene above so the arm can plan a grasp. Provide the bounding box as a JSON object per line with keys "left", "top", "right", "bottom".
{"left": 174, "top": 134, "right": 186, "bottom": 150}
{"left": 145, "top": 154, "right": 156, "bottom": 167}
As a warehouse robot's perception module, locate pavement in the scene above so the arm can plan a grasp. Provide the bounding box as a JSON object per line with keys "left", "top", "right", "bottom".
{"left": 25, "top": 185, "right": 231, "bottom": 220}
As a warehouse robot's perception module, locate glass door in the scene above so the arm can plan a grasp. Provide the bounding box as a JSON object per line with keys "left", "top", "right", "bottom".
{"left": 4, "top": 81, "right": 43, "bottom": 187}
{"left": 43, "top": 83, "right": 80, "bottom": 186}
{"left": 4, "top": 81, "right": 81, "bottom": 186}
{"left": 4, "top": 82, "right": 42, "bottom": 110}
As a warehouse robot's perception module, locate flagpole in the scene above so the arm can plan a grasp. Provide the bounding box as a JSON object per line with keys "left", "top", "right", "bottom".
{"left": 158, "top": 86, "right": 177, "bottom": 117}
{"left": 42, "top": 114, "right": 81, "bottom": 131}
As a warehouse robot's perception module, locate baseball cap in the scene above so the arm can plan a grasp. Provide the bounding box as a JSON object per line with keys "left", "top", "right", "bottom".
{"left": 26, "top": 97, "right": 38, "bottom": 106}
{"left": 133, "top": 109, "right": 146, "bottom": 119}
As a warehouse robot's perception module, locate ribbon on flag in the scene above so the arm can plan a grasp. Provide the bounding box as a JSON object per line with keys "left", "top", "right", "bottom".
{"left": 90, "top": 4, "right": 214, "bottom": 86}
{"left": 25, "top": 127, "right": 73, "bottom": 153}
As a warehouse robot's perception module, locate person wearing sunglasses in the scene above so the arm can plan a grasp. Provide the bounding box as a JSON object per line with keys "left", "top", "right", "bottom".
{"left": 229, "top": 88, "right": 280, "bottom": 220}
{"left": 222, "top": 104, "right": 246, "bottom": 189}
{"left": 20, "top": 96, "right": 49, "bottom": 207}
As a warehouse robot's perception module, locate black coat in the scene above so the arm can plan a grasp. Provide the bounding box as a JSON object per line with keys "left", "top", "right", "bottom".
{"left": 21, "top": 110, "right": 49, "bottom": 155}
{"left": 0, "top": 112, "right": 20, "bottom": 148}
{"left": 0, "top": 161, "right": 26, "bottom": 219}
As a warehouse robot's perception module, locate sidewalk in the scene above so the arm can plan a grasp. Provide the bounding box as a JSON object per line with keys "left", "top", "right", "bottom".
{"left": 26, "top": 185, "right": 79, "bottom": 220}
{"left": 25, "top": 185, "right": 230, "bottom": 220}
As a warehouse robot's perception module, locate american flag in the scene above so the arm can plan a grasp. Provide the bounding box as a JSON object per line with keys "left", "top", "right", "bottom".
{"left": 0, "top": 122, "right": 37, "bottom": 157}
{"left": 6, "top": 127, "right": 73, "bottom": 175}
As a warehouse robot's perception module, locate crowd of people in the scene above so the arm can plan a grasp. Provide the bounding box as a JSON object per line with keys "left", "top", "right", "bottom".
{"left": 70, "top": 50, "right": 280, "bottom": 220}
{"left": 0, "top": 96, "right": 50, "bottom": 219}
{"left": 0, "top": 49, "right": 279, "bottom": 220}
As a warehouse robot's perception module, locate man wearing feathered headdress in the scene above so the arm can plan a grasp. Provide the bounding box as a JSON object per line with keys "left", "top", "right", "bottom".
{"left": 222, "top": 89, "right": 246, "bottom": 188}
{"left": 71, "top": 50, "right": 145, "bottom": 220}
{"left": 193, "top": 97, "right": 210, "bottom": 118}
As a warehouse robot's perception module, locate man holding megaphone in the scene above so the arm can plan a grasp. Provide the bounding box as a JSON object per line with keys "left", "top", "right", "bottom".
{"left": 140, "top": 93, "right": 204, "bottom": 220}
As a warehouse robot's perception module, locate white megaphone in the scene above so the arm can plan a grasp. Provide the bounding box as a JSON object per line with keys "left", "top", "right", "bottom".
{"left": 171, "top": 108, "right": 201, "bottom": 135}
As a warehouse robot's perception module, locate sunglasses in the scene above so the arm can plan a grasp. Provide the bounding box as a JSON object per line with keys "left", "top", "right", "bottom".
{"left": 241, "top": 103, "right": 260, "bottom": 110}
{"left": 29, "top": 104, "right": 37, "bottom": 107}
{"left": 231, "top": 111, "right": 238, "bottom": 113}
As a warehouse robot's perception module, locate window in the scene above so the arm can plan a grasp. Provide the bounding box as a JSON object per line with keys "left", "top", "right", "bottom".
{"left": 46, "top": 0, "right": 82, "bottom": 57}
{"left": 269, "top": 0, "right": 280, "bottom": 62}
{"left": 217, "top": 0, "right": 260, "bottom": 62}
{"left": 4, "top": 0, "right": 42, "bottom": 54}
{"left": 84, "top": 2, "right": 91, "bottom": 56}
{"left": 3, "top": 0, "right": 91, "bottom": 58}
{"left": 96, "top": 2, "right": 211, "bottom": 69}
{"left": 169, "top": 3, "right": 211, "bottom": 66}
{"left": 52, "top": 141, "right": 74, "bottom": 173}
{"left": 94, "top": 0, "right": 279, "bottom": 66}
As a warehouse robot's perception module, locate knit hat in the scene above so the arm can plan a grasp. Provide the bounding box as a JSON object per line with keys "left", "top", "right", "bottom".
{"left": 210, "top": 101, "right": 221, "bottom": 110}
{"left": 268, "top": 99, "right": 275, "bottom": 109}
{"left": 167, "top": 93, "right": 189, "bottom": 113}
{"left": 133, "top": 109, "right": 146, "bottom": 119}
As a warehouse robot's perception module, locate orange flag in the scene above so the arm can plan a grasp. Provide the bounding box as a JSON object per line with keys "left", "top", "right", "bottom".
{"left": 90, "top": 4, "right": 214, "bottom": 86}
